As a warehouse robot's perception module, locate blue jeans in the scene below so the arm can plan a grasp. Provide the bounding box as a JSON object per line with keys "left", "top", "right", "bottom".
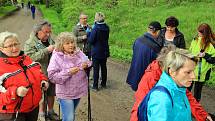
{"left": 58, "top": 98, "right": 80, "bottom": 121}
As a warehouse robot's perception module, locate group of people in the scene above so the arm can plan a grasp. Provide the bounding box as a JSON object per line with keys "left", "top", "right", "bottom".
{"left": 0, "top": 9, "right": 214, "bottom": 121}
{"left": 0, "top": 11, "right": 109, "bottom": 121}
{"left": 127, "top": 16, "right": 215, "bottom": 121}
{"left": 21, "top": 1, "right": 36, "bottom": 19}
{"left": 73, "top": 12, "right": 110, "bottom": 91}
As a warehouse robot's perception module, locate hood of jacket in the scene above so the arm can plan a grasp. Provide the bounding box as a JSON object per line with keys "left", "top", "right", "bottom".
{"left": 94, "top": 22, "right": 109, "bottom": 31}
{"left": 144, "top": 60, "right": 162, "bottom": 81}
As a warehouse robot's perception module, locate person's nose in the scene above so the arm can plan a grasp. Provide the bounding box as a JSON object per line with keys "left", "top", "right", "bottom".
{"left": 69, "top": 43, "right": 74, "bottom": 47}
{"left": 191, "top": 71, "right": 196, "bottom": 80}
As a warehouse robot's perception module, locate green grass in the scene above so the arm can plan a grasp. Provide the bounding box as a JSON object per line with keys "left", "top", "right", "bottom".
{"left": 0, "top": 6, "right": 17, "bottom": 17}
{"left": 37, "top": 5, "right": 68, "bottom": 34}
{"left": 38, "top": 0, "right": 215, "bottom": 86}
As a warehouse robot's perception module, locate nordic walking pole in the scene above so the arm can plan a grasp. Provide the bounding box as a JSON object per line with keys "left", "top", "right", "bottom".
{"left": 59, "top": 104, "right": 61, "bottom": 121}
{"left": 86, "top": 67, "right": 92, "bottom": 121}
{"left": 42, "top": 83, "right": 48, "bottom": 121}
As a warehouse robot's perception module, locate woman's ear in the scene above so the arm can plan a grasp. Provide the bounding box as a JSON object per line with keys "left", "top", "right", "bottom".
{"left": 168, "top": 67, "right": 176, "bottom": 79}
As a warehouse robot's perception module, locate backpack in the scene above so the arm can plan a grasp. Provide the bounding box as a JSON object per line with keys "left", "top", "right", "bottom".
{"left": 137, "top": 86, "right": 173, "bottom": 121}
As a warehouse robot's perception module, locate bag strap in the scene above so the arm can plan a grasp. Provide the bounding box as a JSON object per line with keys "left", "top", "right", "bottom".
{"left": 138, "top": 86, "right": 173, "bottom": 121}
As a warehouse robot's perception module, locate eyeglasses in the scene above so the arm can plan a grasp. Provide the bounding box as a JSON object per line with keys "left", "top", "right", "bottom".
{"left": 80, "top": 18, "right": 87, "bottom": 20}
{"left": 3, "top": 43, "right": 21, "bottom": 49}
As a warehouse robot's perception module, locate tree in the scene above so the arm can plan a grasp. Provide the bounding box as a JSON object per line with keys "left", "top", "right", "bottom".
{"left": 46, "top": 0, "right": 49, "bottom": 8}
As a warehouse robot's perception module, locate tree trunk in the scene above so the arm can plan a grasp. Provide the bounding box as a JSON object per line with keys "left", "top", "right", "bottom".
{"left": 11, "top": 0, "right": 14, "bottom": 5}
{"left": 46, "top": 0, "right": 49, "bottom": 8}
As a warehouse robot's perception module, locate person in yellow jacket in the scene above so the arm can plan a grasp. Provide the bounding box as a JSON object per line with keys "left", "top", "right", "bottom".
{"left": 189, "top": 23, "right": 215, "bottom": 102}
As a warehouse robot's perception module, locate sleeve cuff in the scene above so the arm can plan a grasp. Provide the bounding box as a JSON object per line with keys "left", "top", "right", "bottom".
{"left": 9, "top": 86, "right": 18, "bottom": 100}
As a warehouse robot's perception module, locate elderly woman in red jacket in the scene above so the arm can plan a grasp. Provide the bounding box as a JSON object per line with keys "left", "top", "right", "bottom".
{"left": 0, "top": 31, "right": 49, "bottom": 121}
{"left": 130, "top": 44, "right": 213, "bottom": 121}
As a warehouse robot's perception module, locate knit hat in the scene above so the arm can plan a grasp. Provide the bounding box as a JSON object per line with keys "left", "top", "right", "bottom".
{"left": 148, "top": 21, "right": 162, "bottom": 31}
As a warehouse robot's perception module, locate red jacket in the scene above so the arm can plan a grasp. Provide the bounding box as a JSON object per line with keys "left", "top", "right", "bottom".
{"left": 130, "top": 60, "right": 208, "bottom": 121}
{"left": 0, "top": 52, "right": 47, "bottom": 113}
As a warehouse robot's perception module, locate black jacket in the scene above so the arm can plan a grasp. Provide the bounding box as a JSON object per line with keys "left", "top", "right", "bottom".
{"left": 204, "top": 53, "right": 215, "bottom": 64}
{"left": 157, "top": 28, "right": 186, "bottom": 49}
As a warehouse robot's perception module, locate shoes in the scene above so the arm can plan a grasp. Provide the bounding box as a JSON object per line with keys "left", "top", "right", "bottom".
{"left": 90, "top": 85, "right": 99, "bottom": 92}
{"left": 89, "top": 76, "right": 93, "bottom": 80}
{"left": 48, "top": 111, "right": 60, "bottom": 120}
{"left": 100, "top": 85, "right": 107, "bottom": 89}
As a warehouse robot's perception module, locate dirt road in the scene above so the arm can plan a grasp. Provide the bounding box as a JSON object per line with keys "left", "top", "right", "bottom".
{"left": 0, "top": 8, "right": 214, "bottom": 121}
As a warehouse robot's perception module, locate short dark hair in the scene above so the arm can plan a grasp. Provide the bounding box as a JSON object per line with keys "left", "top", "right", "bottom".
{"left": 165, "top": 16, "right": 179, "bottom": 27}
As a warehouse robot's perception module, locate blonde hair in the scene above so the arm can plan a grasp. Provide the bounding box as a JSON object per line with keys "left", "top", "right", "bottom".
{"left": 162, "top": 48, "right": 197, "bottom": 73}
{"left": 55, "top": 32, "right": 77, "bottom": 52}
{"left": 157, "top": 44, "right": 176, "bottom": 67}
{"left": 95, "top": 12, "right": 105, "bottom": 22}
{"left": 0, "top": 31, "right": 19, "bottom": 47}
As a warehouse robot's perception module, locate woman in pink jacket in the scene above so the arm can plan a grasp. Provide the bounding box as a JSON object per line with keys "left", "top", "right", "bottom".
{"left": 47, "top": 32, "right": 91, "bottom": 121}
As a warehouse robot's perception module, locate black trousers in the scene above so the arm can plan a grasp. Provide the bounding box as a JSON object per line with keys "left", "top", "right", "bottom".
{"left": 92, "top": 58, "right": 107, "bottom": 88}
{"left": 188, "top": 81, "right": 204, "bottom": 102}
{"left": 188, "top": 69, "right": 211, "bottom": 102}
{"left": 0, "top": 106, "right": 39, "bottom": 121}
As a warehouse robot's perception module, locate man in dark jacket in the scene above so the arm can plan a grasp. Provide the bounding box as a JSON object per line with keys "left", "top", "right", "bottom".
{"left": 88, "top": 12, "right": 110, "bottom": 91}
{"left": 126, "top": 21, "right": 163, "bottom": 91}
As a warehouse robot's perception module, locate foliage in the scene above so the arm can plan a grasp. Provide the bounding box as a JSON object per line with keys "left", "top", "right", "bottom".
{"left": 37, "top": 5, "right": 67, "bottom": 34}
{"left": 0, "top": 5, "right": 16, "bottom": 17}
{"left": 0, "top": 0, "right": 12, "bottom": 6}
{"left": 131, "top": 0, "right": 214, "bottom": 6}
{"left": 49, "top": 0, "right": 63, "bottom": 13}
{"left": 38, "top": 0, "right": 215, "bottom": 62}
{"left": 110, "top": 45, "right": 132, "bottom": 62}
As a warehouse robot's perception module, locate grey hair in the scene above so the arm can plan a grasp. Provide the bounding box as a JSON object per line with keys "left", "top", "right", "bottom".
{"left": 0, "top": 31, "right": 19, "bottom": 47}
{"left": 162, "top": 48, "right": 196, "bottom": 73}
{"left": 95, "top": 12, "right": 105, "bottom": 23}
{"left": 55, "top": 32, "right": 77, "bottom": 52}
{"left": 32, "top": 21, "right": 51, "bottom": 35}
{"left": 79, "top": 13, "right": 88, "bottom": 19}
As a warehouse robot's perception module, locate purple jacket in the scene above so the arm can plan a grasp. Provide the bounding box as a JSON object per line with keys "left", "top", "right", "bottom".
{"left": 47, "top": 49, "right": 91, "bottom": 99}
